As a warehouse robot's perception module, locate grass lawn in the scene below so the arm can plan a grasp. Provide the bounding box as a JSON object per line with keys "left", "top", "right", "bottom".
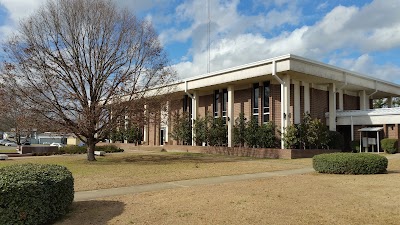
{"left": 56, "top": 156, "right": 400, "bottom": 225}
{"left": 0, "top": 146, "right": 17, "bottom": 153}
{"left": 0, "top": 152, "right": 311, "bottom": 191}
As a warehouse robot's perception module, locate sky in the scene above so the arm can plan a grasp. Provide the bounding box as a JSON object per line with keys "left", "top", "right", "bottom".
{"left": 0, "top": 0, "right": 400, "bottom": 83}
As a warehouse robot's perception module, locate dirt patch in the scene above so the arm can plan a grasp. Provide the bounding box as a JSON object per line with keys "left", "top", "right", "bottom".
{"left": 59, "top": 171, "right": 400, "bottom": 225}
{"left": 56, "top": 200, "right": 125, "bottom": 225}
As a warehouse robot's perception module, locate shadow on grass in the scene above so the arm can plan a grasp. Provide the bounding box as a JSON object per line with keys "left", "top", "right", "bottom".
{"left": 55, "top": 200, "right": 125, "bottom": 225}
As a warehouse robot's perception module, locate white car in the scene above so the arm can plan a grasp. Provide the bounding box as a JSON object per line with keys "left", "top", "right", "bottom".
{"left": 50, "top": 143, "right": 65, "bottom": 148}
{"left": 4, "top": 142, "right": 17, "bottom": 147}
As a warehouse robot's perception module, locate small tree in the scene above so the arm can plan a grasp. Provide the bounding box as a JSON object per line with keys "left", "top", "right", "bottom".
{"left": 233, "top": 113, "right": 246, "bottom": 147}
{"left": 244, "top": 117, "right": 259, "bottom": 148}
{"left": 125, "top": 124, "right": 142, "bottom": 145}
{"left": 170, "top": 112, "right": 192, "bottom": 145}
{"left": 282, "top": 124, "right": 300, "bottom": 149}
{"left": 208, "top": 117, "right": 227, "bottom": 146}
{"left": 258, "top": 122, "right": 277, "bottom": 148}
{"left": 194, "top": 113, "right": 212, "bottom": 146}
{"left": 307, "top": 118, "right": 329, "bottom": 149}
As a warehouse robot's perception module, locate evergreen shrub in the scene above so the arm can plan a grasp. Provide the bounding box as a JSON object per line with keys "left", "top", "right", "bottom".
{"left": 313, "top": 153, "right": 388, "bottom": 174}
{"left": 381, "top": 138, "right": 398, "bottom": 154}
{"left": 0, "top": 164, "right": 74, "bottom": 225}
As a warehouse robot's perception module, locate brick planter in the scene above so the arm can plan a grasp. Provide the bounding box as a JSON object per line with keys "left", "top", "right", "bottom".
{"left": 162, "top": 145, "right": 340, "bottom": 159}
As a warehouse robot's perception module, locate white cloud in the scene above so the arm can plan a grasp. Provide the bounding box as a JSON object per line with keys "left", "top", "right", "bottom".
{"left": 172, "top": 0, "right": 400, "bottom": 83}
{"left": 332, "top": 54, "right": 400, "bottom": 83}
{"left": 0, "top": 0, "right": 45, "bottom": 22}
{"left": 0, "top": 0, "right": 46, "bottom": 41}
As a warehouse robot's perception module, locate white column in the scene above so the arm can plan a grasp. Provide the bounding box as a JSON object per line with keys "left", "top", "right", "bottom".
{"left": 191, "top": 91, "right": 198, "bottom": 146}
{"left": 281, "top": 74, "right": 290, "bottom": 149}
{"left": 293, "top": 80, "right": 301, "bottom": 124}
{"left": 124, "top": 114, "right": 128, "bottom": 143}
{"left": 359, "top": 90, "right": 367, "bottom": 110}
{"left": 227, "top": 85, "right": 234, "bottom": 147}
{"left": 328, "top": 83, "right": 336, "bottom": 131}
{"left": 338, "top": 89, "right": 344, "bottom": 111}
{"left": 163, "top": 101, "right": 169, "bottom": 143}
{"left": 302, "top": 82, "right": 310, "bottom": 114}
{"left": 143, "top": 105, "right": 148, "bottom": 145}
{"left": 388, "top": 97, "right": 393, "bottom": 108}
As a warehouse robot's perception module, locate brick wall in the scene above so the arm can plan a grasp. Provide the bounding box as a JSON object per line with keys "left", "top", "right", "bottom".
{"left": 168, "top": 99, "right": 182, "bottom": 145}
{"left": 344, "top": 94, "right": 359, "bottom": 110}
{"left": 300, "top": 86, "right": 305, "bottom": 121}
{"left": 198, "top": 94, "right": 213, "bottom": 118}
{"left": 148, "top": 113, "right": 160, "bottom": 146}
{"left": 234, "top": 88, "right": 251, "bottom": 119}
{"left": 385, "top": 124, "right": 399, "bottom": 139}
{"left": 310, "top": 88, "right": 329, "bottom": 123}
{"left": 271, "top": 84, "right": 281, "bottom": 127}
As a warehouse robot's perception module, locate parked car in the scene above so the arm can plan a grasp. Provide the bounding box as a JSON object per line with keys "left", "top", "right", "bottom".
{"left": 0, "top": 139, "right": 9, "bottom": 146}
{"left": 50, "top": 143, "right": 65, "bottom": 148}
{"left": 22, "top": 140, "right": 31, "bottom": 145}
{"left": 4, "top": 141, "right": 17, "bottom": 147}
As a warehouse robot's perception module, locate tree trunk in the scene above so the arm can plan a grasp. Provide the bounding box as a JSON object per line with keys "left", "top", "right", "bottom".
{"left": 87, "top": 138, "right": 96, "bottom": 161}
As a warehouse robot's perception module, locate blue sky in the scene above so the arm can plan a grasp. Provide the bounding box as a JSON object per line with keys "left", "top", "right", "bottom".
{"left": 1, "top": 0, "right": 400, "bottom": 83}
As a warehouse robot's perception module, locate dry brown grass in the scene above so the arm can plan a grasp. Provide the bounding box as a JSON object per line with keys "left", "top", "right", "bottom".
{"left": 0, "top": 152, "right": 310, "bottom": 191}
{"left": 57, "top": 156, "right": 400, "bottom": 225}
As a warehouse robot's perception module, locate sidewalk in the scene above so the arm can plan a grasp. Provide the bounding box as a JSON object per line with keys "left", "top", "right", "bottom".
{"left": 74, "top": 167, "right": 314, "bottom": 201}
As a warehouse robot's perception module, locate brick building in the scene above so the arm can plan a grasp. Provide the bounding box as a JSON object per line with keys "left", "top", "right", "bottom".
{"left": 138, "top": 54, "right": 400, "bottom": 150}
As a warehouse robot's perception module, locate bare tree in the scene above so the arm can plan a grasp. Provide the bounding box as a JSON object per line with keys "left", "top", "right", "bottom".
{"left": 1, "top": 0, "right": 175, "bottom": 160}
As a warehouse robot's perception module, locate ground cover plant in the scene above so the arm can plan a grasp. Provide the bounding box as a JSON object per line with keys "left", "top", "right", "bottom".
{"left": 313, "top": 153, "right": 388, "bottom": 174}
{"left": 0, "top": 164, "right": 74, "bottom": 225}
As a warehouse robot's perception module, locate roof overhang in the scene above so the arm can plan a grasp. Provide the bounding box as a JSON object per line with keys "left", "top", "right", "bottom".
{"left": 171, "top": 54, "right": 400, "bottom": 98}
{"left": 358, "top": 127, "right": 384, "bottom": 132}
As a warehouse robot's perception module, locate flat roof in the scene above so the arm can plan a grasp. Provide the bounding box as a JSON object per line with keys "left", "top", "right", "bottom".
{"left": 175, "top": 54, "right": 400, "bottom": 97}
{"left": 358, "top": 127, "right": 384, "bottom": 132}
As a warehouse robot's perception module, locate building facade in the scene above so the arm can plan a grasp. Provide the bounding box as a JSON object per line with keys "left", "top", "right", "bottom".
{"left": 138, "top": 54, "right": 400, "bottom": 149}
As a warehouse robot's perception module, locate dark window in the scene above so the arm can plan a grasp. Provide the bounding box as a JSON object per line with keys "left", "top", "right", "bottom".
{"left": 263, "top": 81, "right": 270, "bottom": 123}
{"left": 252, "top": 83, "right": 259, "bottom": 121}
{"left": 222, "top": 89, "right": 228, "bottom": 124}
{"left": 183, "top": 95, "right": 188, "bottom": 112}
{"left": 213, "top": 90, "right": 219, "bottom": 118}
{"left": 183, "top": 95, "right": 192, "bottom": 119}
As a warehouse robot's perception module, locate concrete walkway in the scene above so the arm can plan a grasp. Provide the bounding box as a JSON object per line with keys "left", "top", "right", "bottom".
{"left": 74, "top": 167, "right": 314, "bottom": 201}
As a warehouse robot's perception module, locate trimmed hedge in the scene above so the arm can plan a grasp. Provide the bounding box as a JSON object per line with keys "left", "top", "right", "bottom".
{"left": 381, "top": 138, "right": 398, "bottom": 154}
{"left": 59, "top": 145, "right": 124, "bottom": 154}
{"left": 96, "top": 145, "right": 124, "bottom": 153}
{"left": 313, "top": 153, "right": 388, "bottom": 174}
{"left": 0, "top": 164, "right": 74, "bottom": 225}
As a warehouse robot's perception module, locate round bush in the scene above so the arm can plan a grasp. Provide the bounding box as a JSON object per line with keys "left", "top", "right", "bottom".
{"left": 313, "top": 153, "right": 388, "bottom": 175}
{"left": 381, "top": 138, "right": 398, "bottom": 154}
{"left": 0, "top": 164, "right": 74, "bottom": 225}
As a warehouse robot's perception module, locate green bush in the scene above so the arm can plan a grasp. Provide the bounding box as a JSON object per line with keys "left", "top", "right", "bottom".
{"left": 0, "top": 164, "right": 74, "bottom": 225}
{"left": 59, "top": 145, "right": 124, "bottom": 154}
{"left": 328, "top": 131, "right": 344, "bottom": 150}
{"left": 59, "top": 145, "right": 86, "bottom": 154}
{"left": 96, "top": 145, "right": 124, "bottom": 153}
{"left": 350, "top": 140, "right": 360, "bottom": 153}
{"left": 313, "top": 153, "right": 388, "bottom": 174}
{"left": 381, "top": 138, "right": 398, "bottom": 154}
